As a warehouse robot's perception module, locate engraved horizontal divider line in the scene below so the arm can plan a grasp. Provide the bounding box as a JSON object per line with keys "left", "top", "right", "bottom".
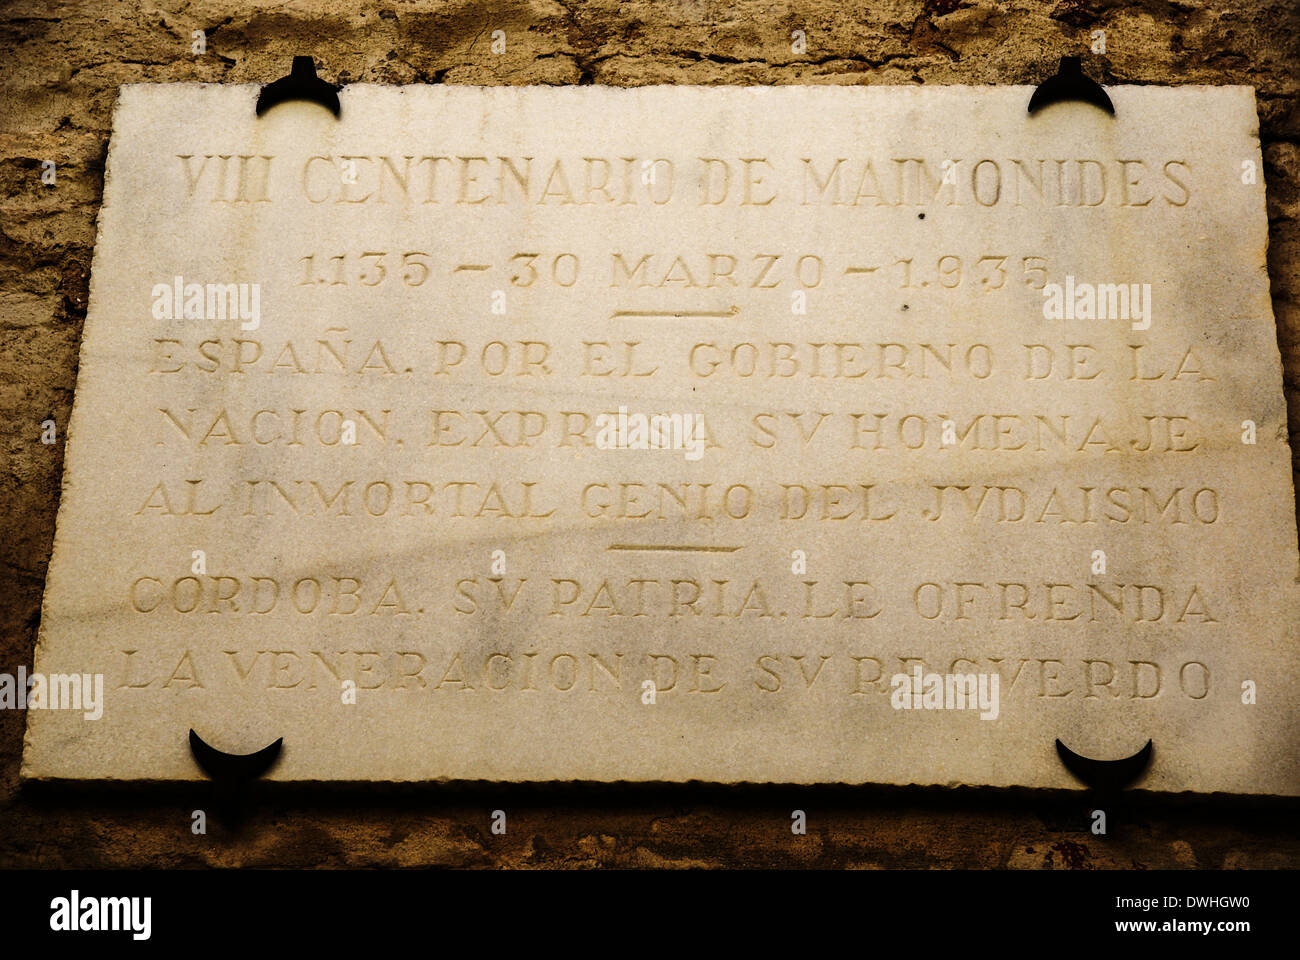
{"left": 606, "top": 544, "right": 743, "bottom": 553}
{"left": 610, "top": 307, "right": 740, "bottom": 318}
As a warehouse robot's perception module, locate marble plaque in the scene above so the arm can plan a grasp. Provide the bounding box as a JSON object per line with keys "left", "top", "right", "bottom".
{"left": 22, "top": 84, "right": 1300, "bottom": 793}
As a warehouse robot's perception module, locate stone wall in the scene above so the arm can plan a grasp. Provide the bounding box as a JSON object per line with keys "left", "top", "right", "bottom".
{"left": 1, "top": 0, "right": 1297, "bottom": 868}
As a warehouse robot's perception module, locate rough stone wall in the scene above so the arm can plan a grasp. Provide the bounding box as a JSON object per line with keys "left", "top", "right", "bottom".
{"left": 1, "top": 0, "right": 1297, "bottom": 868}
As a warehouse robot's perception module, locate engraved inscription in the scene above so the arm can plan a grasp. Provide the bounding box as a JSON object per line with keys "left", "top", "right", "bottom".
{"left": 22, "top": 85, "right": 1300, "bottom": 794}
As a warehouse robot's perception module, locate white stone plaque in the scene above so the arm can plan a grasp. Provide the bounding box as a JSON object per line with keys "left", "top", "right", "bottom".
{"left": 22, "top": 84, "right": 1300, "bottom": 793}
